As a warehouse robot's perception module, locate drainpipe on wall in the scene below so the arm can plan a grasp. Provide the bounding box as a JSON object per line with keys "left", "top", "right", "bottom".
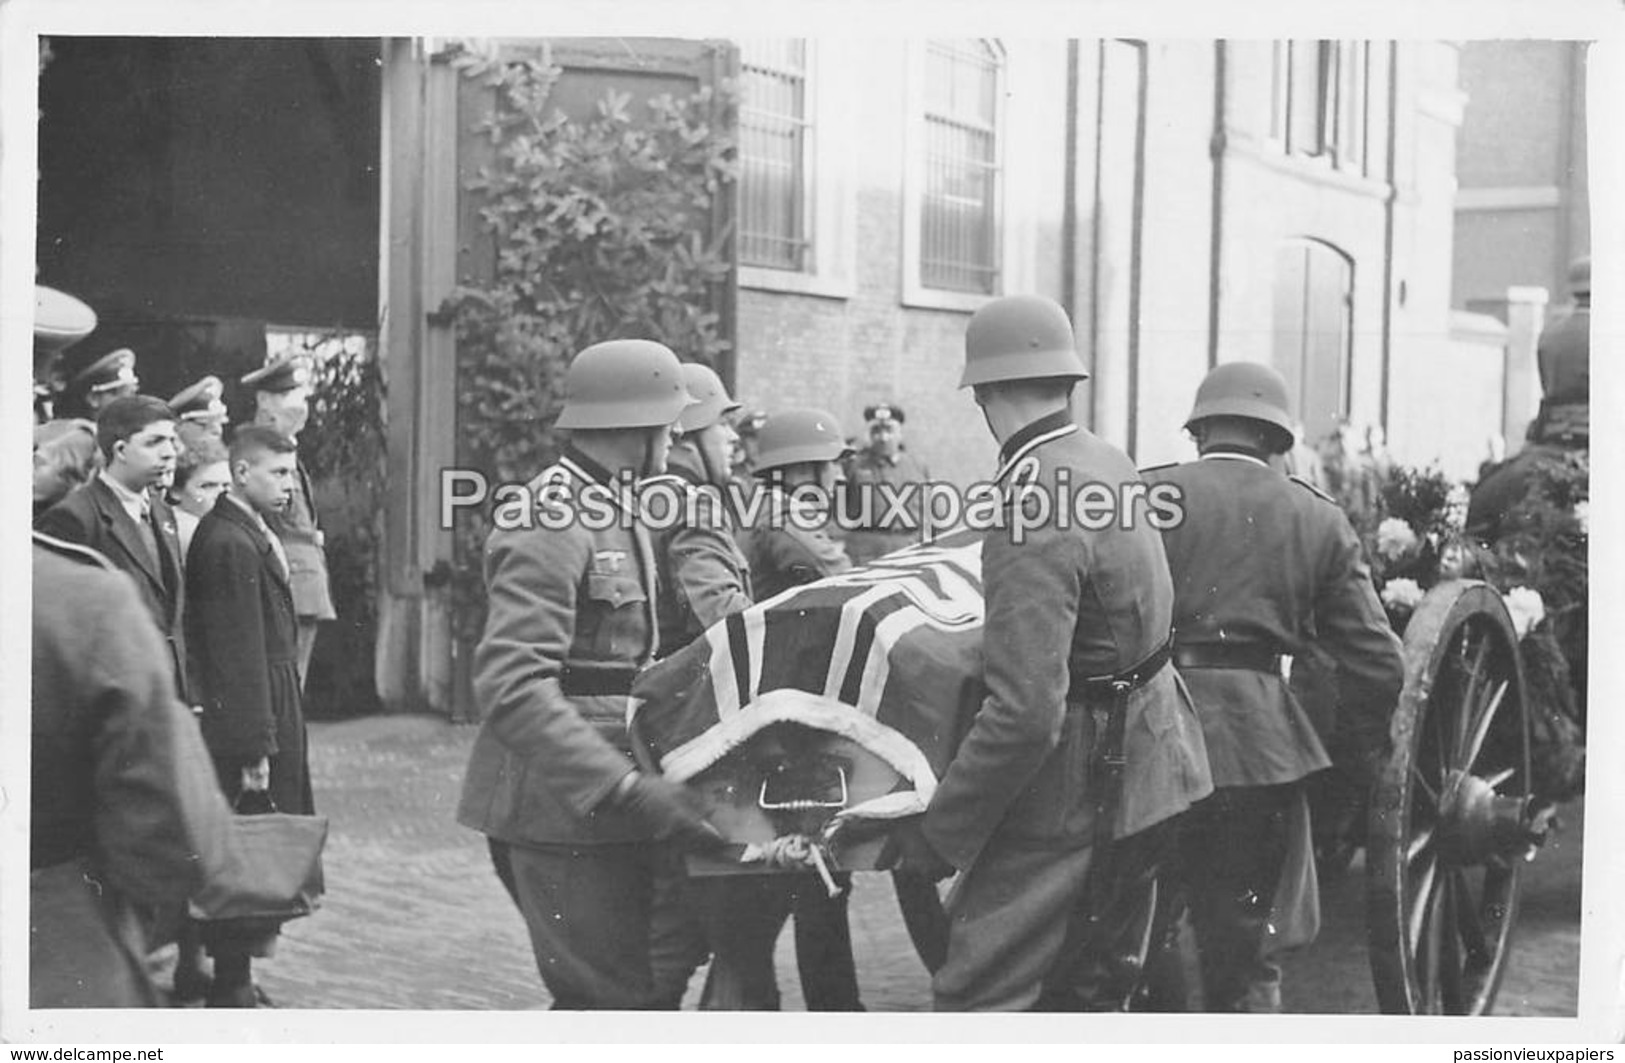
{"left": 1062, "top": 40, "right": 1085, "bottom": 427}
{"left": 1206, "top": 40, "right": 1226, "bottom": 370}
{"left": 1379, "top": 41, "right": 1400, "bottom": 434}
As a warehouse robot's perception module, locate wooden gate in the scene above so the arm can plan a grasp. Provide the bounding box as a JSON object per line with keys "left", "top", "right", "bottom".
{"left": 377, "top": 37, "right": 739, "bottom": 719}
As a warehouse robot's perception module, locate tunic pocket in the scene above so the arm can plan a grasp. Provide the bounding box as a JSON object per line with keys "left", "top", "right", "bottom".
{"left": 582, "top": 573, "right": 649, "bottom": 660}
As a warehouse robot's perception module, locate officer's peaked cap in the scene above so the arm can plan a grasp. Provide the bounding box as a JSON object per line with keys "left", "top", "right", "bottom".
{"left": 34, "top": 286, "right": 97, "bottom": 356}
{"left": 169, "top": 376, "right": 229, "bottom": 420}
{"left": 242, "top": 357, "right": 311, "bottom": 394}
{"left": 73, "top": 348, "right": 139, "bottom": 394}
{"left": 864, "top": 402, "right": 905, "bottom": 425}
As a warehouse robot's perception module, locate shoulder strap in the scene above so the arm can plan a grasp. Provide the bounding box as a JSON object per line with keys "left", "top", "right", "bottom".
{"left": 1289, "top": 474, "right": 1337, "bottom": 505}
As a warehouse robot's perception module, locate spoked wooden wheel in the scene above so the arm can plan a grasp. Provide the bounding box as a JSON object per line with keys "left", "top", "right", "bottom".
{"left": 1367, "top": 580, "right": 1535, "bottom": 1015}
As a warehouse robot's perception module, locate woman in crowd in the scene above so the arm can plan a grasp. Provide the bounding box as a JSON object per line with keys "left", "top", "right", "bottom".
{"left": 169, "top": 427, "right": 232, "bottom": 558}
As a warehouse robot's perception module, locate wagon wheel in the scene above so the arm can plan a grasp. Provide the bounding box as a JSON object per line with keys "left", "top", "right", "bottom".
{"left": 1367, "top": 580, "right": 1537, "bottom": 1015}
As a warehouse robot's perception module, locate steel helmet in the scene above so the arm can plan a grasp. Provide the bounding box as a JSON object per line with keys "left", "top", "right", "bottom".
{"left": 555, "top": 339, "right": 696, "bottom": 430}
{"left": 1568, "top": 255, "right": 1590, "bottom": 298}
{"left": 1184, "top": 361, "right": 1297, "bottom": 451}
{"left": 960, "top": 294, "right": 1088, "bottom": 388}
{"left": 676, "top": 363, "right": 741, "bottom": 433}
{"left": 753, "top": 408, "right": 852, "bottom": 472}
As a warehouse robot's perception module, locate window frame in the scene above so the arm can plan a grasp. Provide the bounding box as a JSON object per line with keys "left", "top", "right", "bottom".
{"left": 1269, "top": 39, "right": 1371, "bottom": 177}
{"left": 736, "top": 38, "right": 814, "bottom": 274}
{"left": 736, "top": 39, "right": 857, "bottom": 300}
{"left": 901, "top": 37, "right": 1011, "bottom": 313}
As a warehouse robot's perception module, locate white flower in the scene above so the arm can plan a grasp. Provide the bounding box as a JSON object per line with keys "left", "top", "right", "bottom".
{"left": 1376, "top": 517, "right": 1420, "bottom": 562}
{"left": 1574, "top": 501, "right": 1589, "bottom": 536}
{"left": 1503, "top": 586, "right": 1545, "bottom": 640}
{"left": 1381, "top": 578, "right": 1424, "bottom": 612}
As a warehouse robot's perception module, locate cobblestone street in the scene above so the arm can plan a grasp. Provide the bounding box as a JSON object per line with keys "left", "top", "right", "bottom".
{"left": 245, "top": 715, "right": 1580, "bottom": 1015}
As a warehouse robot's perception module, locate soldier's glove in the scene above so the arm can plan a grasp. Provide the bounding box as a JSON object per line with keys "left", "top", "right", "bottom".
{"left": 613, "top": 773, "right": 726, "bottom": 851}
{"left": 878, "top": 818, "right": 954, "bottom": 883}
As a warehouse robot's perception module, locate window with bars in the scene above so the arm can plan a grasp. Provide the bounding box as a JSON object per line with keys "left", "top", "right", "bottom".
{"left": 738, "top": 39, "right": 812, "bottom": 272}
{"left": 920, "top": 39, "right": 1003, "bottom": 294}
{"left": 1269, "top": 40, "right": 1370, "bottom": 174}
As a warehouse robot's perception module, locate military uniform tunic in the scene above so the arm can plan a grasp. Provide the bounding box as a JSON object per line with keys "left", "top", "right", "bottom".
{"left": 647, "top": 449, "right": 753, "bottom": 657}
{"left": 457, "top": 448, "right": 689, "bottom": 1009}
{"left": 1141, "top": 449, "right": 1403, "bottom": 1011}
{"left": 924, "top": 410, "right": 1212, "bottom": 1011}
{"left": 841, "top": 446, "right": 932, "bottom": 566}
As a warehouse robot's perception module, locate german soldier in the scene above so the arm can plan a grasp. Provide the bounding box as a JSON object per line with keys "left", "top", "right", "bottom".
{"left": 1141, "top": 361, "right": 1403, "bottom": 1012}
{"left": 71, "top": 347, "right": 142, "bottom": 417}
{"left": 648, "top": 363, "right": 753, "bottom": 653}
{"left": 243, "top": 357, "right": 334, "bottom": 690}
{"left": 897, "top": 294, "right": 1212, "bottom": 1012}
{"left": 33, "top": 284, "right": 97, "bottom": 423}
{"left": 170, "top": 375, "right": 231, "bottom": 441}
{"left": 635, "top": 363, "right": 758, "bottom": 1009}
{"left": 711, "top": 407, "right": 865, "bottom": 1009}
{"left": 456, "top": 339, "right": 725, "bottom": 1010}
{"left": 841, "top": 402, "right": 933, "bottom": 565}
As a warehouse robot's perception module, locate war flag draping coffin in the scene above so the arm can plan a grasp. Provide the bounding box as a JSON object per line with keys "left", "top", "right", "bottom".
{"left": 627, "top": 529, "right": 987, "bottom": 865}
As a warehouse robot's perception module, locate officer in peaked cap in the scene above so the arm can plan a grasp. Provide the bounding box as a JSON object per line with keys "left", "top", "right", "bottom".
{"left": 72, "top": 348, "right": 141, "bottom": 417}
{"left": 169, "top": 376, "right": 230, "bottom": 440}
{"left": 730, "top": 408, "right": 769, "bottom": 479}
{"left": 456, "top": 339, "right": 727, "bottom": 1010}
{"left": 243, "top": 356, "right": 330, "bottom": 688}
{"left": 241, "top": 356, "right": 310, "bottom": 396}
{"left": 34, "top": 285, "right": 98, "bottom": 423}
{"left": 892, "top": 294, "right": 1212, "bottom": 1012}
{"left": 1140, "top": 361, "right": 1403, "bottom": 1012}
{"left": 842, "top": 401, "right": 933, "bottom": 566}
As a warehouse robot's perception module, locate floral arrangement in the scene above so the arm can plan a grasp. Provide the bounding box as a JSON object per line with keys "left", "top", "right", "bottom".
{"left": 1312, "top": 422, "right": 1587, "bottom": 804}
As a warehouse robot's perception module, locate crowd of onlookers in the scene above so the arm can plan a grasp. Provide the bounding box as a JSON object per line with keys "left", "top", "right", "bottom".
{"left": 32, "top": 285, "right": 332, "bottom": 1009}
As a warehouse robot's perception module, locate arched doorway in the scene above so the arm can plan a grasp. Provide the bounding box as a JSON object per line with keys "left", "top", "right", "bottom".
{"left": 1272, "top": 237, "right": 1353, "bottom": 444}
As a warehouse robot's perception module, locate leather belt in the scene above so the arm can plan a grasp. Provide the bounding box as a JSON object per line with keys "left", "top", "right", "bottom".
{"left": 1173, "top": 643, "right": 1283, "bottom": 675}
{"left": 1070, "top": 636, "right": 1173, "bottom": 701}
{"left": 559, "top": 665, "right": 638, "bottom": 697}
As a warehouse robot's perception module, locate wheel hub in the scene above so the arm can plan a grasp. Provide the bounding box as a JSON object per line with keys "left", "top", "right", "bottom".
{"left": 1435, "top": 771, "right": 1549, "bottom": 865}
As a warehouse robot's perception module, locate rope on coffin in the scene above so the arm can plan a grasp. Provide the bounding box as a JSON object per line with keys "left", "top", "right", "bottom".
{"left": 739, "top": 834, "right": 842, "bottom": 898}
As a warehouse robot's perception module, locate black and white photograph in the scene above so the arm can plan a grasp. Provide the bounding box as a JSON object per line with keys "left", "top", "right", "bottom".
{"left": 3, "top": 0, "right": 1621, "bottom": 1047}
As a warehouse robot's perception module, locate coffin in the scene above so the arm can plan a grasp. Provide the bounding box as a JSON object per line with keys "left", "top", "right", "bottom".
{"left": 628, "top": 529, "right": 987, "bottom": 873}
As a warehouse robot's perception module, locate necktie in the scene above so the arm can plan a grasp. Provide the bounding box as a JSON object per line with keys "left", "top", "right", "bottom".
{"left": 136, "top": 499, "right": 161, "bottom": 569}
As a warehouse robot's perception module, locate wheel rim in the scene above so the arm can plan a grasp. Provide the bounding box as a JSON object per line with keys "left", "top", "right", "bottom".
{"left": 1368, "top": 580, "right": 1532, "bottom": 1015}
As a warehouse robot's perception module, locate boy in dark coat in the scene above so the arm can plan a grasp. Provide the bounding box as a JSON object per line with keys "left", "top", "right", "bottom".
{"left": 186, "top": 424, "right": 315, "bottom": 1007}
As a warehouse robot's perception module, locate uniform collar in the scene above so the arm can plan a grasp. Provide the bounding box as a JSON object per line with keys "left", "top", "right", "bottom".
{"left": 1199, "top": 443, "right": 1271, "bottom": 469}
{"left": 558, "top": 445, "right": 644, "bottom": 515}
{"left": 994, "top": 409, "right": 1077, "bottom": 484}
{"left": 560, "top": 445, "right": 615, "bottom": 487}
